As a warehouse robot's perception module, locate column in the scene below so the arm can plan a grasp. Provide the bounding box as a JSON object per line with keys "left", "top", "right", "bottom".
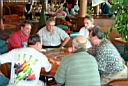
{"left": 0, "top": 0, "right": 4, "bottom": 30}
{"left": 79, "top": 0, "right": 87, "bottom": 17}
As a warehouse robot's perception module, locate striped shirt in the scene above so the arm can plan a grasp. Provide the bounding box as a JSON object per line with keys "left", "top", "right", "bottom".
{"left": 55, "top": 51, "right": 101, "bottom": 86}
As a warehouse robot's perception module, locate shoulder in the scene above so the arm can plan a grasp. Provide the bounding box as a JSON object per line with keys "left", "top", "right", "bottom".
{"left": 54, "top": 26, "right": 64, "bottom": 32}
{"left": 39, "top": 27, "right": 46, "bottom": 31}
{"left": 38, "top": 27, "right": 47, "bottom": 33}
{"left": 9, "top": 32, "right": 20, "bottom": 39}
{"left": 80, "top": 27, "right": 87, "bottom": 31}
{"left": 54, "top": 26, "right": 61, "bottom": 29}
{"left": 79, "top": 27, "right": 88, "bottom": 33}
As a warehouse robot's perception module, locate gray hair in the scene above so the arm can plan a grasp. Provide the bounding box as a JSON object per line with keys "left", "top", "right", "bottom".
{"left": 46, "top": 17, "right": 55, "bottom": 24}
{"left": 72, "top": 36, "right": 87, "bottom": 50}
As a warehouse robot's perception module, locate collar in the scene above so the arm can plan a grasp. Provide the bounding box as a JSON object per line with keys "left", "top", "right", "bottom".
{"left": 75, "top": 48, "right": 87, "bottom": 53}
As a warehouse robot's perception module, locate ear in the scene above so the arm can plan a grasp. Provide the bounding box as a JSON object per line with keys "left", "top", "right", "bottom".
{"left": 36, "top": 42, "right": 41, "bottom": 47}
{"left": 21, "top": 27, "right": 24, "bottom": 30}
{"left": 89, "top": 31, "right": 92, "bottom": 38}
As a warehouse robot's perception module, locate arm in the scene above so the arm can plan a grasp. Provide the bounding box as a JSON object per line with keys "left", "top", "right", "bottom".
{"left": 40, "top": 54, "right": 52, "bottom": 72}
{"left": 0, "top": 71, "right": 4, "bottom": 76}
{"left": 28, "top": 5, "right": 33, "bottom": 14}
{"left": 58, "top": 28, "right": 70, "bottom": 47}
{"left": 61, "top": 37, "right": 70, "bottom": 48}
{"left": 37, "top": 28, "right": 43, "bottom": 45}
{"left": 8, "top": 33, "right": 23, "bottom": 49}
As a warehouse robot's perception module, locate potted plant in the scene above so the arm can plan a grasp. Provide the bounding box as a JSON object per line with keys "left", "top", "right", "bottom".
{"left": 108, "top": 0, "right": 128, "bottom": 61}
{"left": 110, "top": 0, "right": 128, "bottom": 41}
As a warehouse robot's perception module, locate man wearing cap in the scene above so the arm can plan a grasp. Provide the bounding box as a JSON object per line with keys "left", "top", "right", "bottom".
{"left": 37, "top": 17, "right": 70, "bottom": 50}
{"left": 55, "top": 36, "right": 101, "bottom": 86}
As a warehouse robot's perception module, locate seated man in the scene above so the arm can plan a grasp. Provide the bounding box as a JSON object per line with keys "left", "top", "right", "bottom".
{"left": 89, "top": 26, "right": 127, "bottom": 85}
{"left": 37, "top": 17, "right": 70, "bottom": 50}
{"left": 0, "top": 34, "right": 52, "bottom": 86}
{"left": 55, "top": 36, "right": 101, "bottom": 86}
{"left": 8, "top": 21, "right": 32, "bottom": 51}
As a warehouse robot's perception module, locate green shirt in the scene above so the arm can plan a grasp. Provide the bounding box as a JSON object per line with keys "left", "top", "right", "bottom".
{"left": 55, "top": 51, "right": 100, "bottom": 86}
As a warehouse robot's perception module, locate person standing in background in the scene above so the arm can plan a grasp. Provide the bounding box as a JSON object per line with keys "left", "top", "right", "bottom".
{"left": 24, "top": 0, "right": 33, "bottom": 20}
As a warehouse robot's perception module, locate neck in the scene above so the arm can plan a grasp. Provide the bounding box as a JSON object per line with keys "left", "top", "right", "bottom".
{"left": 75, "top": 48, "right": 87, "bottom": 53}
{"left": 29, "top": 45, "right": 41, "bottom": 52}
{"left": 97, "top": 39, "right": 102, "bottom": 46}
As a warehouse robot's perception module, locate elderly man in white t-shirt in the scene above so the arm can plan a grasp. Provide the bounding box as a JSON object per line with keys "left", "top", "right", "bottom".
{"left": 0, "top": 34, "right": 52, "bottom": 86}
{"left": 37, "top": 17, "right": 70, "bottom": 50}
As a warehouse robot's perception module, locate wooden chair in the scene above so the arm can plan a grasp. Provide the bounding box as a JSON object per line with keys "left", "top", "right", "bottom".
{"left": 3, "top": 5, "right": 11, "bottom": 15}
{"left": 0, "top": 63, "right": 10, "bottom": 79}
{"left": 3, "top": 14, "right": 20, "bottom": 25}
{"left": 105, "top": 79, "right": 128, "bottom": 86}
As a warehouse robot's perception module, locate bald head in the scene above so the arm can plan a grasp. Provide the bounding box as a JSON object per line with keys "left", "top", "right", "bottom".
{"left": 72, "top": 36, "right": 87, "bottom": 49}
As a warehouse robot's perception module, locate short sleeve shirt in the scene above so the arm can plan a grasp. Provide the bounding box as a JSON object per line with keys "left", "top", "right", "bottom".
{"left": 37, "top": 26, "right": 70, "bottom": 46}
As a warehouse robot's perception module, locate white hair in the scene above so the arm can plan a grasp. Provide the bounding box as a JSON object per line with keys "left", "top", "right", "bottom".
{"left": 72, "top": 36, "right": 87, "bottom": 50}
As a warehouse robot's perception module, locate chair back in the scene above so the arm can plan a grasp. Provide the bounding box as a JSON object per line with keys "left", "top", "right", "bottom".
{"left": 105, "top": 79, "right": 128, "bottom": 86}
{"left": 0, "top": 63, "right": 10, "bottom": 79}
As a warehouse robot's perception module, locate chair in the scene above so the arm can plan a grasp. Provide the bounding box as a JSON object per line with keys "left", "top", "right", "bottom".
{"left": 3, "top": 14, "right": 20, "bottom": 25}
{"left": 0, "top": 63, "right": 10, "bottom": 79}
{"left": 105, "top": 79, "right": 128, "bottom": 86}
{"left": 3, "top": 5, "right": 11, "bottom": 15}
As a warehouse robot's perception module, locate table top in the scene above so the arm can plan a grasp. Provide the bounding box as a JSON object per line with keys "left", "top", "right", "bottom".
{"left": 41, "top": 48, "right": 72, "bottom": 76}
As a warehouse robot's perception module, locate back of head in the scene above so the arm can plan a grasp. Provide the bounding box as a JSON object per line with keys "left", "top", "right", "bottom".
{"left": 28, "top": 34, "right": 40, "bottom": 46}
{"left": 72, "top": 36, "right": 87, "bottom": 50}
{"left": 89, "top": 26, "right": 104, "bottom": 39}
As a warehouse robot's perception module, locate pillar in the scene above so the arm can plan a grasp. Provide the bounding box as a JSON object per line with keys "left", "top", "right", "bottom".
{"left": 0, "top": 0, "right": 4, "bottom": 30}
{"left": 79, "top": 0, "right": 87, "bottom": 17}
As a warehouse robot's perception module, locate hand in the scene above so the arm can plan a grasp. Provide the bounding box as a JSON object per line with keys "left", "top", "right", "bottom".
{"left": 0, "top": 71, "right": 4, "bottom": 76}
{"left": 60, "top": 46, "right": 65, "bottom": 50}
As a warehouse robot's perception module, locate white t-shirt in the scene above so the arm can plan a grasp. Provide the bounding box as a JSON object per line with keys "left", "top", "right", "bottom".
{"left": 37, "top": 26, "right": 70, "bottom": 46}
{"left": 79, "top": 27, "right": 92, "bottom": 48}
{"left": 0, "top": 48, "right": 51, "bottom": 86}
{"left": 92, "top": 0, "right": 106, "bottom": 6}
